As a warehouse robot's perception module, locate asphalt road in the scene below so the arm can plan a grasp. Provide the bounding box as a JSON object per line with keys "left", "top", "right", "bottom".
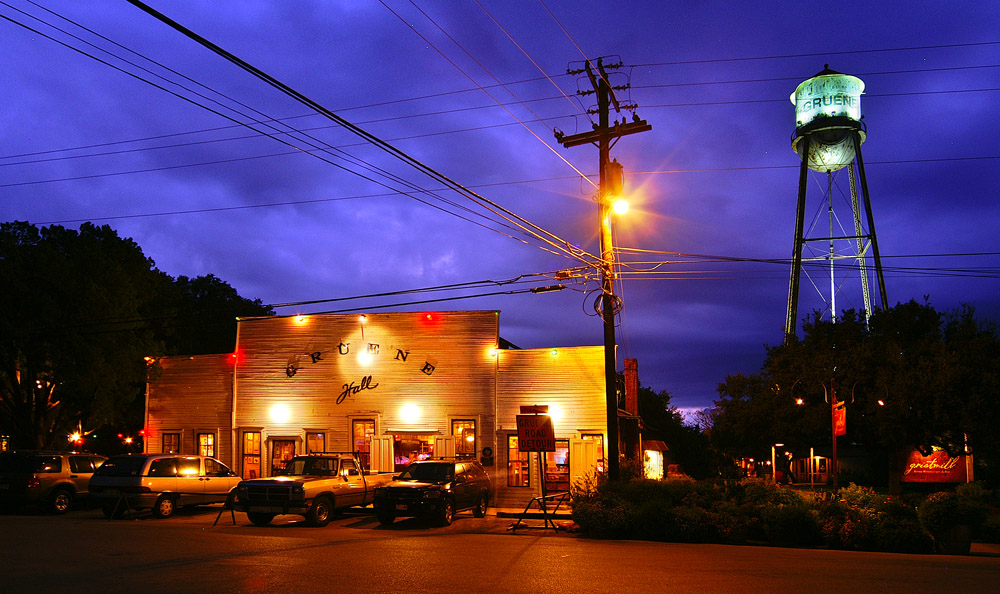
{"left": 2, "top": 505, "right": 998, "bottom": 594}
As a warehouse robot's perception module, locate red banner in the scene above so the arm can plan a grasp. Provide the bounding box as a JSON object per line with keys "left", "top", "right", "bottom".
{"left": 902, "top": 450, "right": 970, "bottom": 483}
{"left": 833, "top": 401, "right": 846, "bottom": 436}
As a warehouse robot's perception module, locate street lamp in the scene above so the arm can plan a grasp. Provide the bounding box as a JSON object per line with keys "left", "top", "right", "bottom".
{"left": 771, "top": 443, "right": 785, "bottom": 484}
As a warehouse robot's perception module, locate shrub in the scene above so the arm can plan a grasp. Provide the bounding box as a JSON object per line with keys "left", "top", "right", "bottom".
{"left": 869, "top": 499, "right": 934, "bottom": 554}
{"left": 981, "top": 510, "right": 1000, "bottom": 544}
{"left": 762, "top": 504, "right": 821, "bottom": 547}
{"left": 706, "top": 500, "right": 751, "bottom": 545}
{"left": 571, "top": 496, "right": 632, "bottom": 539}
{"left": 918, "top": 491, "right": 988, "bottom": 536}
{"left": 817, "top": 500, "right": 873, "bottom": 549}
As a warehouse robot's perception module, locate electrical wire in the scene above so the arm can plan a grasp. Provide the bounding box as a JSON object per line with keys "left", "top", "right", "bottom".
{"left": 124, "top": 0, "right": 600, "bottom": 269}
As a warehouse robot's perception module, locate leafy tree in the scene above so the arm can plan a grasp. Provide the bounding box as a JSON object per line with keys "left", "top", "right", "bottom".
{"left": 0, "top": 222, "right": 272, "bottom": 450}
{"left": 709, "top": 300, "right": 1000, "bottom": 493}
{"left": 635, "top": 384, "right": 713, "bottom": 479}
{"left": 165, "top": 274, "right": 271, "bottom": 355}
{"left": 0, "top": 222, "right": 166, "bottom": 449}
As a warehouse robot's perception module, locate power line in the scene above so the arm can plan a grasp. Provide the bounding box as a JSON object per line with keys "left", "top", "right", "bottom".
{"left": 629, "top": 41, "right": 1000, "bottom": 68}
{"left": 124, "top": 0, "right": 600, "bottom": 270}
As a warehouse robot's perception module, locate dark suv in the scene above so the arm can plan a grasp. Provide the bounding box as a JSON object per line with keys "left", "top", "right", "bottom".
{"left": 373, "top": 459, "right": 491, "bottom": 526}
{"left": 0, "top": 451, "right": 107, "bottom": 514}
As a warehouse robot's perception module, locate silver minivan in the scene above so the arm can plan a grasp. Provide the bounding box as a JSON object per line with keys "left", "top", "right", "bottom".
{"left": 89, "top": 454, "right": 240, "bottom": 518}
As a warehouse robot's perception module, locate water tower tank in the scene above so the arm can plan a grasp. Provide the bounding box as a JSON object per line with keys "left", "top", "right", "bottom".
{"left": 790, "top": 66, "right": 865, "bottom": 172}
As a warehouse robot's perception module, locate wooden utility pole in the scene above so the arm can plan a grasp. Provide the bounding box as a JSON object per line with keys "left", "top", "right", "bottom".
{"left": 556, "top": 57, "right": 650, "bottom": 481}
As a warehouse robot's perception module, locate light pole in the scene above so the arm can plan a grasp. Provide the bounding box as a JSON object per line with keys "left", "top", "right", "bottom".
{"left": 771, "top": 443, "right": 785, "bottom": 484}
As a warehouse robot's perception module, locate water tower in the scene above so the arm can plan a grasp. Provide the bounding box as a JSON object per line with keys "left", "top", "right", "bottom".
{"left": 785, "top": 66, "right": 888, "bottom": 338}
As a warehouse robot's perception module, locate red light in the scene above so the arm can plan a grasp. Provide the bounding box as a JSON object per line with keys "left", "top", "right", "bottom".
{"left": 138, "top": 429, "right": 146, "bottom": 436}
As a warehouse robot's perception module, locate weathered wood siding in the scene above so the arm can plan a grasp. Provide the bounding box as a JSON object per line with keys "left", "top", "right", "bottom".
{"left": 496, "top": 346, "right": 606, "bottom": 433}
{"left": 495, "top": 345, "right": 606, "bottom": 506}
{"left": 233, "top": 311, "right": 499, "bottom": 455}
{"left": 145, "top": 354, "right": 234, "bottom": 463}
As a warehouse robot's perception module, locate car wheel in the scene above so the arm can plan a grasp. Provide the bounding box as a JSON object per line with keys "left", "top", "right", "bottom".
{"left": 50, "top": 489, "right": 73, "bottom": 514}
{"left": 473, "top": 494, "right": 488, "bottom": 518}
{"left": 438, "top": 498, "right": 454, "bottom": 526}
{"left": 307, "top": 496, "right": 333, "bottom": 527}
{"left": 376, "top": 508, "right": 395, "bottom": 526}
{"left": 246, "top": 512, "right": 275, "bottom": 526}
{"left": 152, "top": 495, "right": 176, "bottom": 519}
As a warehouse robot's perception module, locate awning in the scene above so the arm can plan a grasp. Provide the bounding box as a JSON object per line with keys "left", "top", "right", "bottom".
{"left": 643, "top": 440, "right": 669, "bottom": 452}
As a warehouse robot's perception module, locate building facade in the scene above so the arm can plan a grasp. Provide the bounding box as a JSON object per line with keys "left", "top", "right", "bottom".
{"left": 144, "top": 310, "right": 607, "bottom": 507}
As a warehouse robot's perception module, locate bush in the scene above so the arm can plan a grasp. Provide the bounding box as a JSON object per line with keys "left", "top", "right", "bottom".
{"left": 869, "top": 499, "right": 933, "bottom": 553}
{"left": 981, "top": 510, "right": 1000, "bottom": 544}
{"left": 762, "top": 504, "right": 821, "bottom": 547}
{"left": 571, "top": 496, "right": 632, "bottom": 539}
{"left": 918, "top": 491, "right": 988, "bottom": 536}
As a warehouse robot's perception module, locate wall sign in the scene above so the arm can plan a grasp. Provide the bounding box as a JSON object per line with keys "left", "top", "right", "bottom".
{"left": 283, "top": 339, "right": 438, "bottom": 381}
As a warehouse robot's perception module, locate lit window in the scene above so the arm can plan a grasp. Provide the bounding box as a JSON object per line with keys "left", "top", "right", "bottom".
{"left": 452, "top": 419, "right": 476, "bottom": 459}
{"left": 507, "top": 435, "right": 530, "bottom": 487}
{"left": 197, "top": 433, "right": 215, "bottom": 458}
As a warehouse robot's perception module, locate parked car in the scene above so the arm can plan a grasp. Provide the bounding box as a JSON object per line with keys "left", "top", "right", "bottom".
{"left": 0, "top": 451, "right": 107, "bottom": 514}
{"left": 234, "top": 452, "right": 394, "bottom": 527}
{"left": 373, "top": 459, "right": 491, "bottom": 526}
{"left": 89, "top": 454, "right": 241, "bottom": 519}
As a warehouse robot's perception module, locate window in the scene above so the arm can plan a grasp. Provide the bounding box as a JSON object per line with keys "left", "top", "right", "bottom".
{"left": 393, "top": 435, "right": 434, "bottom": 471}
{"left": 507, "top": 435, "right": 529, "bottom": 487}
{"left": 197, "top": 433, "right": 215, "bottom": 458}
{"left": 306, "top": 432, "right": 326, "bottom": 454}
{"left": 452, "top": 419, "right": 476, "bottom": 459}
{"left": 177, "top": 457, "right": 200, "bottom": 476}
{"left": 163, "top": 433, "right": 180, "bottom": 454}
{"left": 69, "top": 456, "right": 95, "bottom": 473}
{"left": 582, "top": 434, "right": 605, "bottom": 473}
{"left": 243, "top": 431, "right": 261, "bottom": 479}
{"left": 352, "top": 420, "right": 375, "bottom": 469}
{"left": 149, "top": 459, "right": 177, "bottom": 477}
{"left": 205, "top": 458, "right": 233, "bottom": 477}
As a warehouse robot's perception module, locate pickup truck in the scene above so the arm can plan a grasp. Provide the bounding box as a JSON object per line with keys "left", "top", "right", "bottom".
{"left": 233, "top": 452, "right": 393, "bottom": 527}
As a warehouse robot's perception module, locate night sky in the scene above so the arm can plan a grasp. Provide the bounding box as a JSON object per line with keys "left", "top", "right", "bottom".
{"left": 3, "top": 1, "right": 998, "bottom": 415}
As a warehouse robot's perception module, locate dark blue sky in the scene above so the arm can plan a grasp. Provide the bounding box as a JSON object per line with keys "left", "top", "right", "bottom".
{"left": 3, "top": 1, "right": 998, "bottom": 415}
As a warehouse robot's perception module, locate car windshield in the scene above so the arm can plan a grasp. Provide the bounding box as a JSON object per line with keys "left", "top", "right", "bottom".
{"left": 94, "top": 456, "right": 148, "bottom": 477}
{"left": 398, "top": 463, "right": 453, "bottom": 482}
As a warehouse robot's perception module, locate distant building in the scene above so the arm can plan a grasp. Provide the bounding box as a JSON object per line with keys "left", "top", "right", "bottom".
{"left": 143, "top": 310, "right": 607, "bottom": 507}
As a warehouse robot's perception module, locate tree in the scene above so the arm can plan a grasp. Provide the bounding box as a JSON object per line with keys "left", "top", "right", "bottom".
{"left": 709, "top": 300, "right": 1000, "bottom": 493}
{"left": 635, "top": 384, "right": 713, "bottom": 479}
{"left": 0, "top": 222, "right": 273, "bottom": 450}
{"left": 164, "top": 274, "right": 272, "bottom": 355}
{"left": 0, "top": 222, "right": 167, "bottom": 449}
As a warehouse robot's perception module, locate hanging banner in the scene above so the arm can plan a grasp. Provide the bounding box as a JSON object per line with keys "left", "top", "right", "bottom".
{"left": 902, "top": 450, "right": 970, "bottom": 483}
{"left": 833, "top": 401, "right": 847, "bottom": 436}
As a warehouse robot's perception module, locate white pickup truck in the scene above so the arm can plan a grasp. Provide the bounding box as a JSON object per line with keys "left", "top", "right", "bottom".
{"left": 233, "top": 452, "right": 393, "bottom": 526}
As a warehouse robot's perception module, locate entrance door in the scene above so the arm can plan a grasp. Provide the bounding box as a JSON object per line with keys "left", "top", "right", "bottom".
{"left": 270, "top": 440, "right": 296, "bottom": 476}
{"left": 243, "top": 431, "right": 261, "bottom": 479}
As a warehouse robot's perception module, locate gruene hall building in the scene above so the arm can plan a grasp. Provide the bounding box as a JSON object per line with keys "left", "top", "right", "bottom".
{"left": 144, "top": 310, "right": 607, "bottom": 507}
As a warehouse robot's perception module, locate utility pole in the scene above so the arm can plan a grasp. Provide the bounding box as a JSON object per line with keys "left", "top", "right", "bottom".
{"left": 556, "top": 57, "right": 651, "bottom": 481}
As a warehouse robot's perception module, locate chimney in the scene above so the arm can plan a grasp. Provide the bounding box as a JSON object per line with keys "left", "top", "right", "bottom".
{"left": 624, "top": 358, "right": 639, "bottom": 416}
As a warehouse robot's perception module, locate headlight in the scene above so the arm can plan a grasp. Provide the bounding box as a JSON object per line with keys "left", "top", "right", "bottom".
{"left": 422, "top": 489, "right": 442, "bottom": 499}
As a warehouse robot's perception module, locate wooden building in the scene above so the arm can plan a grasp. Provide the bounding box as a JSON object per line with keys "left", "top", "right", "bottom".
{"left": 144, "top": 310, "right": 607, "bottom": 507}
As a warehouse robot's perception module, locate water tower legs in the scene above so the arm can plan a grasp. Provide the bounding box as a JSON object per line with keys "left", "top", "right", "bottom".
{"left": 784, "top": 133, "right": 888, "bottom": 340}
